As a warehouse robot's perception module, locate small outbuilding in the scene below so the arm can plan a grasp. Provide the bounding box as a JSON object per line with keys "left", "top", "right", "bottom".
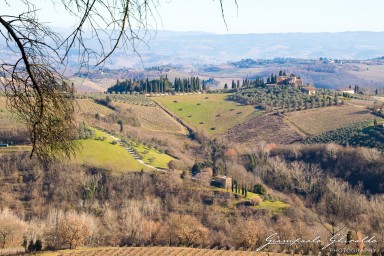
{"left": 302, "top": 86, "right": 316, "bottom": 95}
{"left": 211, "top": 176, "right": 232, "bottom": 190}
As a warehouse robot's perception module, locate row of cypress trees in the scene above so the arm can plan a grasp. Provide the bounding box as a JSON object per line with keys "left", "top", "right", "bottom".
{"left": 107, "top": 76, "right": 207, "bottom": 94}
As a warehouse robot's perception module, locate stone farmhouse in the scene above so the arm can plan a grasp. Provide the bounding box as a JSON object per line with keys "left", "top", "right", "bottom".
{"left": 276, "top": 74, "right": 303, "bottom": 87}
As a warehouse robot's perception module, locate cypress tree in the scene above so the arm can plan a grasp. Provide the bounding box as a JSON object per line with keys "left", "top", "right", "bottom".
{"left": 22, "top": 237, "right": 28, "bottom": 252}
{"left": 28, "top": 240, "right": 35, "bottom": 252}
{"left": 35, "top": 240, "right": 42, "bottom": 251}
{"left": 118, "top": 120, "right": 124, "bottom": 132}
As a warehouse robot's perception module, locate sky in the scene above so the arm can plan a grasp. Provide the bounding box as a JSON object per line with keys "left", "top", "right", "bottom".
{"left": 1, "top": 0, "right": 384, "bottom": 34}
{"left": 157, "top": 0, "right": 384, "bottom": 33}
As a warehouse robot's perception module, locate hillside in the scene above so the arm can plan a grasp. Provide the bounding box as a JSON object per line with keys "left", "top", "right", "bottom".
{"left": 113, "top": 102, "right": 187, "bottom": 135}
{"left": 53, "top": 31, "right": 384, "bottom": 67}
{"left": 284, "top": 104, "right": 375, "bottom": 136}
{"left": 1, "top": 92, "right": 384, "bottom": 255}
{"left": 74, "top": 129, "right": 150, "bottom": 172}
{"left": 154, "top": 94, "right": 260, "bottom": 136}
{"left": 222, "top": 114, "right": 303, "bottom": 147}
{"left": 3, "top": 2, "right": 384, "bottom": 254}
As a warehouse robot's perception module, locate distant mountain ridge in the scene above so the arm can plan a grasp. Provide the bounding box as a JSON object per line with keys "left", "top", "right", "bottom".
{"left": 105, "top": 31, "right": 384, "bottom": 67}
{"left": 1, "top": 30, "right": 384, "bottom": 68}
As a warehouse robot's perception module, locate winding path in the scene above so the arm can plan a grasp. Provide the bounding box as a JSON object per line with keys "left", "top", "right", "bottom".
{"left": 108, "top": 134, "right": 166, "bottom": 172}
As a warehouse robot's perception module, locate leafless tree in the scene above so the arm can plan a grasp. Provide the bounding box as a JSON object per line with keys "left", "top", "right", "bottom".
{"left": 290, "top": 161, "right": 323, "bottom": 195}
{"left": 316, "top": 178, "right": 366, "bottom": 252}
{"left": 231, "top": 218, "right": 267, "bottom": 250}
{"left": 0, "top": 208, "right": 27, "bottom": 248}
{"left": 368, "top": 195, "right": 384, "bottom": 253}
{"left": 0, "top": 0, "right": 235, "bottom": 161}
{"left": 44, "top": 209, "right": 94, "bottom": 249}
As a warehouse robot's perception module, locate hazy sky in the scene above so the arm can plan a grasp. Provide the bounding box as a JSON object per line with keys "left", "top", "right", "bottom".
{"left": 2, "top": 0, "right": 384, "bottom": 34}
{"left": 157, "top": 0, "right": 384, "bottom": 33}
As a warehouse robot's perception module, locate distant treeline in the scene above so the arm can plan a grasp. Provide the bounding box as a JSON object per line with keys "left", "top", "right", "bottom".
{"left": 107, "top": 76, "right": 207, "bottom": 94}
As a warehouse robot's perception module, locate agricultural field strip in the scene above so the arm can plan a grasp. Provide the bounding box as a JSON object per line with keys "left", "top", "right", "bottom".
{"left": 283, "top": 117, "right": 312, "bottom": 137}
{"left": 284, "top": 105, "right": 375, "bottom": 136}
{"left": 153, "top": 100, "right": 194, "bottom": 135}
{"left": 108, "top": 134, "right": 166, "bottom": 172}
{"left": 115, "top": 102, "right": 187, "bottom": 134}
{"left": 77, "top": 93, "right": 157, "bottom": 107}
{"left": 136, "top": 109, "right": 187, "bottom": 134}
{"left": 38, "top": 247, "right": 296, "bottom": 256}
{"left": 76, "top": 99, "right": 115, "bottom": 116}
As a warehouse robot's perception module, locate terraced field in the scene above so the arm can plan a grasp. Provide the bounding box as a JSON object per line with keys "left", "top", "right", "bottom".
{"left": 78, "top": 93, "right": 156, "bottom": 107}
{"left": 284, "top": 105, "right": 375, "bottom": 136}
{"left": 134, "top": 144, "right": 175, "bottom": 169}
{"left": 75, "top": 129, "right": 149, "bottom": 172}
{"left": 39, "top": 246, "right": 281, "bottom": 256}
{"left": 114, "top": 102, "right": 187, "bottom": 134}
{"left": 154, "top": 94, "right": 260, "bottom": 135}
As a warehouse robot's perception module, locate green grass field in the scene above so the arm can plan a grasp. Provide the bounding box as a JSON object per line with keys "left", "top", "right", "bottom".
{"left": 207, "top": 187, "right": 289, "bottom": 213}
{"left": 236, "top": 191, "right": 289, "bottom": 213}
{"left": 75, "top": 129, "right": 149, "bottom": 172}
{"left": 256, "top": 200, "right": 290, "bottom": 213}
{"left": 134, "top": 144, "right": 175, "bottom": 169}
{"left": 154, "top": 94, "right": 260, "bottom": 135}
